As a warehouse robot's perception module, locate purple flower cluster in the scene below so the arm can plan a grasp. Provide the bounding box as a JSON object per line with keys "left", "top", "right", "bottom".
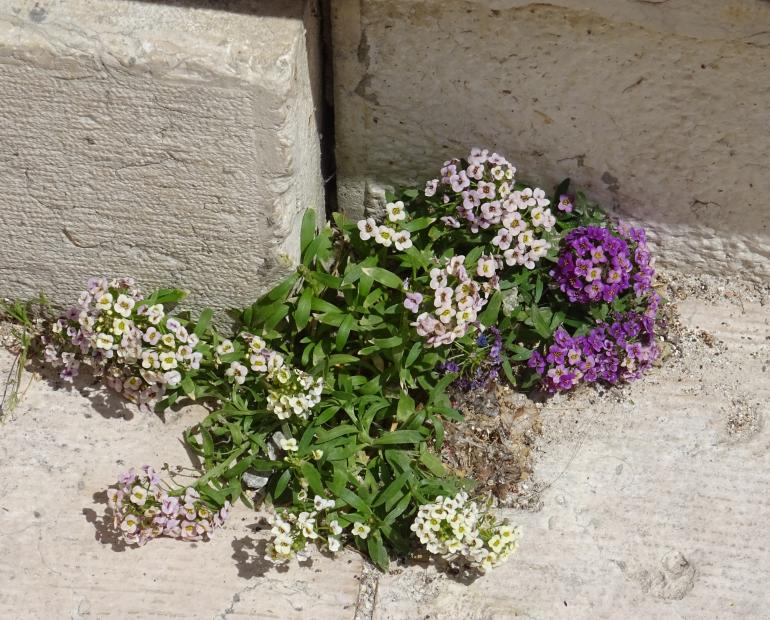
{"left": 551, "top": 224, "right": 654, "bottom": 304}
{"left": 106, "top": 466, "right": 230, "bottom": 546}
{"left": 528, "top": 310, "right": 660, "bottom": 392}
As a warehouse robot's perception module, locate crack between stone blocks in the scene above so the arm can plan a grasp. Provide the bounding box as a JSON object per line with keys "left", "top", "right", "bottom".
{"left": 213, "top": 581, "right": 260, "bottom": 620}
{"left": 353, "top": 560, "right": 380, "bottom": 620}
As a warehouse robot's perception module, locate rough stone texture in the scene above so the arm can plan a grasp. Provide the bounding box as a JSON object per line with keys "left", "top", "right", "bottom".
{"left": 372, "top": 292, "right": 770, "bottom": 619}
{"left": 0, "top": 351, "right": 363, "bottom": 619}
{"left": 331, "top": 0, "right": 770, "bottom": 280}
{"left": 0, "top": 0, "right": 324, "bottom": 313}
{"left": 1, "top": 278, "right": 768, "bottom": 618}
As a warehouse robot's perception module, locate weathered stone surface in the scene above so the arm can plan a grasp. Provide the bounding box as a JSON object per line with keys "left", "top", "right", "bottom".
{"left": 0, "top": 351, "right": 362, "bottom": 619}
{"left": 0, "top": 0, "right": 324, "bottom": 313}
{"left": 331, "top": 0, "right": 770, "bottom": 279}
{"left": 371, "top": 292, "right": 770, "bottom": 619}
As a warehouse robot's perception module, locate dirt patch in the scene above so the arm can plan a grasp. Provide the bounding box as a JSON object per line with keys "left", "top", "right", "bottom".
{"left": 442, "top": 382, "right": 542, "bottom": 508}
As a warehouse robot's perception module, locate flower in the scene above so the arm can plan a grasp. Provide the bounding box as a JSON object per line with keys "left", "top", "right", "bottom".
{"left": 374, "top": 225, "right": 395, "bottom": 247}
{"left": 280, "top": 437, "right": 298, "bottom": 452}
{"left": 557, "top": 194, "right": 574, "bottom": 212}
{"left": 394, "top": 230, "right": 412, "bottom": 251}
{"left": 386, "top": 201, "right": 407, "bottom": 222}
{"left": 404, "top": 292, "right": 423, "bottom": 313}
{"left": 424, "top": 179, "right": 438, "bottom": 197}
{"left": 114, "top": 294, "right": 136, "bottom": 318}
{"left": 357, "top": 218, "right": 377, "bottom": 241}
{"left": 95, "top": 333, "right": 114, "bottom": 350}
{"left": 351, "top": 522, "right": 370, "bottom": 539}
{"left": 225, "top": 361, "right": 248, "bottom": 385}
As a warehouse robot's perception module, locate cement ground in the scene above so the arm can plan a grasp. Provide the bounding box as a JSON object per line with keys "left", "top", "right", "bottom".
{"left": 1, "top": 275, "right": 768, "bottom": 619}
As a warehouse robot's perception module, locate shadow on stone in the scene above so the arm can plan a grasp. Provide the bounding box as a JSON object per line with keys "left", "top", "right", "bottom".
{"left": 33, "top": 359, "right": 134, "bottom": 420}
{"left": 231, "top": 527, "right": 292, "bottom": 579}
{"left": 82, "top": 491, "right": 127, "bottom": 552}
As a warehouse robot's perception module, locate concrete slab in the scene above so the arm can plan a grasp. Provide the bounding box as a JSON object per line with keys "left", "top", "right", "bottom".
{"left": 0, "top": 0, "right": 324, "bottom": 313}
{"left": 331, "top": 0, "right": 770, "bottom": 280}
{"left": 371, "top": 287, "right": 770, "bottom": 619}
{"left": 0, "top": 352, "right": 362, "bottom": 619}
{"left": 1, "top": 277, "right": 768, "bottom": 619}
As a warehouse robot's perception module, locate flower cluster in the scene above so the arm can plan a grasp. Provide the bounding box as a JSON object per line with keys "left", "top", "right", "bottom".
{"left": 408, "top": 255, "right": 498, "bottom": 348}
{"left": 357, "top": 200, "right": 413, "bottom": 251}
{"left": 425, "top": 148, "right": 556, "bottom": 270}
{"left": 220, "top": 333, "right": 323, "bottom": 420}
{"left": 43, "top": 277, "right": 202, "bottom": 411}
{"left": 265, "top": 498, "right": 347, "bottom": 563}
{"left": 551, "top": 224, "right": 654, "bottom": 304}
{"left": 528, "top": 310, "right": 660, "bottom": 392}
{"left": 106, "top": 466, "right": 229, "bottom": 546}
{"left": 411, "top": 492, "right": 521, "bottom": 572}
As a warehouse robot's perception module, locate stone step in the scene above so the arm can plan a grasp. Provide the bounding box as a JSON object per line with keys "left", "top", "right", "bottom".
{"left": 0, "top": 0, "right": 324, "bottom": 313}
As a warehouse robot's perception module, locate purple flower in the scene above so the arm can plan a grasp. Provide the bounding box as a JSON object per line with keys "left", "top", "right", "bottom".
{"left": 557, "top": 194, "right": 574, "bottom": 212}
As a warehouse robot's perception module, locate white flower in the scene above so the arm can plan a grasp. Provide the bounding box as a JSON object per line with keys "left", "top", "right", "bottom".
{"left": 141, "top": 350, "right": 160, "bottom": 370}
{"left": 95, "top": 293, "right": 113, "bottom": 311}
{"left": 327, "top": 537, "right": 341, "bottom": 553}
{"left": 95, "top": 333, "right": 114, "bottom": 350}
{"left": 429, "top": 268, "right": 448, "bottom": 290}
{"left": 112, "top": 317, "right": 132, "bottom": 335}
{"left": 249, "top": 353, "right": 268, "bottom": 372}
{"left": 476, "top": 258, "right": 497, "bottom": 278}
{"left": 129, "top": 485, "right": 148, "bottom": 506}
{"left": 374, "top": 226, "right": 395, "bottom": 247}
{"left": 329, "top": 520, "right": 343, "bottom": 536}
{"left": 394, "top": 230, "right": 412, "bottom": 251}
{"left": 143, "top": 326, "right": 161, "bottom": 346}
{"left": 357, "top": 218, "right": 377, "bottom": 241}
{"left": 161, "top": 333, "right": 176, "bottom": 348}
{"left": 424, "top": 179, "right": 438, "bottom": 197}
{"left": 225, "top": 361, "right": 248, "bottom": 385}
{"left": 216, "top": 339, "right": 234, "bottom": 355}
{"left": 146, "top": 304, "right": 165, "bottom": 325}
{"left": 163, "top": 370, "right": 182, "bottom": 386}
{"left": 312, "top": 449, "right": 324, "bottom": 460}
{"left": 532, "top": 187, "right": 550, "bottom": 207}
{"left": 513, "top": 188, "right": 536, "bottom": 209}
{"left": 159, "top": 351, "right": 178, "bottom": 371}
{"left": 114, "top": 294, "right": 135, "bottom": 318}
{"left": 386, "top": 201, "right": 407, "bottom": 222}
{"left": 351, "top": 522, "right": 371, "bottom": 539}
{"left": 280, "top": 437, "right": 298, "bottom": 452}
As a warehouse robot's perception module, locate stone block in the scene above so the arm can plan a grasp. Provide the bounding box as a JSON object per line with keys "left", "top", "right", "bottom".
{"left": 0, "top": 0, "right": 324, "bottom": 312}
{"left": 331, "top": 0, "right": 770, "bottom": 279}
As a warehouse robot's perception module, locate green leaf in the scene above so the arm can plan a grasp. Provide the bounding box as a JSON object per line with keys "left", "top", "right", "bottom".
{"left": 383, "top": 492, "right": 412, "bottom": 525}
{"left": 339, "top": 488, "right": 371, "bottom": 515}
{"left": 372, "top": 430, "right": 424, "bottom": 446}
{"left": 265, "top": 273, "right": 300, "bottom": 302}
{"left": 530, "top": 306, "right": 553, "bottom": 338}
{"left": 404, "top": 342, "right": 422, "bottom": 367}
{"left": 419, "top": 451, "right": 445, "bottom": 476}
{"left": 327, "top": 354, "right": 359, "bottom": 366}
{"left": 367, "top": 531, "right": 390, "bottom": 571}
{"left": 274, "top": 469, "right": 291, "bottom": 499}
{"left": 300, "top": 462, "right": 324, "bottom": 495}
{"left": 294, "top": 288, "right": 313, "bottom": 330}
{"left": 360, "top": 267, "right": 403, "bottom": 289}
{"left": 510, "top": 345, "right": 533, "bottom": 361}
{"left": 336, "top": 314, "right": 355, "bottom": 351}
{"left": 396, "top": 392, "right": 415, "bottom": 423}
{"left": 478, "top": 291, "right": 502, "bottom": 326}
{"left": 373, "top": 470, "right": 410, "bottom": 507}
{"left": 300, "top": 209, "right": 316, "bottom": 254}
{"left": 400, "top": 216, "right": 435, "bottom": 233}
{"left": 372, "top": 336, "right": 402, "bottom": 349}
{"left": 194, "top": 308, "right": 213, "bottom": 337}
{"left": 535, "top": 276, "right": 544, "bottom": 304}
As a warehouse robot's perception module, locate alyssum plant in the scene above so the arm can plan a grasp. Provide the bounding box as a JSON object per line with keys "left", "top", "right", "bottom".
{"left": 28, "top": 148, "right": 662, "bottom": 574}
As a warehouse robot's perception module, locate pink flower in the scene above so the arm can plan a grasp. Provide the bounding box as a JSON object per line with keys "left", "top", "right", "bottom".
{"left": 450, "top": 171, "right": 470, "bottom": 192}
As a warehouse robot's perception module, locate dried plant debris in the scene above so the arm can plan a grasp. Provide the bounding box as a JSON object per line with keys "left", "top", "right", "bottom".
{"left": 443, "top": 382, "right": 541, "bottom": 507}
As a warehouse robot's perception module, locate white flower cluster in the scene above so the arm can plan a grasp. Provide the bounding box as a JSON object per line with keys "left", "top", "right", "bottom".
{"left": 220, "top": 333, "right": 324, "bottom": 420}
{"left": 357, "top": 200, "right": 413, "bottom": 251}
{"left": 45, "top": 277, "right": 202, "bottom": 411}
{"left": 411, "top": 492, "right": 522, "bottom": 572}
{"left": 407, "top": 255, "right": 498, "bottom": 348}
{"left": 265, "top": 499, "right": 346, "bottom": 563}
{"left": 426, "top": 147, "right": 557, "bottom": 270}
